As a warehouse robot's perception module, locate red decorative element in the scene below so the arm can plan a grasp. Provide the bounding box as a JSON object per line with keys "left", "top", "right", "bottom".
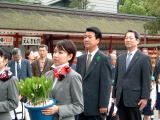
{"left": 0, "top": 70, "right": 13, "bottom": 81}
{"left": 53, "top": 65, "right": 71, "bottom": 81}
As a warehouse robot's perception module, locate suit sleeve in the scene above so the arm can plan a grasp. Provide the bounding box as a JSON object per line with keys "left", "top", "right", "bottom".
{"left": 58, "top": 74, "right": 84, "bottom": 117}
{"left": 112, "top": 57, "right": 119, "bottom": 98}
{"left": 99, "top": 56, "right": 112, "bottom": 108}
{"left": 153, "top": 57, "right": 160, "bottom": 81}
{"left": 76, "top": 57, "right": 80, "bottom": 74}
{"left": 27, "top": 61, "right": 32, "bottom": 78}
{"left": 0, "top": 77, "right": 19, "bottom": 112}
{"left": 141, "top": 56, "right": 152, "bottom": 99}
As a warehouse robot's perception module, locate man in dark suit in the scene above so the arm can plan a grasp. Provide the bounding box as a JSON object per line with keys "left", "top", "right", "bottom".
{"left": 153, "top": 47, "right": 160, "bottom": 81}
{"left": 112, "top": 30, "right": 152, "bottom": 120}
{"left": 31, "top": 44, "right": 53, "bottom": 77}
{"left": 8, "top": 48, "right": 32, "bottom": 80}
{"left": 76, "top": 27, "right": 112, "bottom": 120}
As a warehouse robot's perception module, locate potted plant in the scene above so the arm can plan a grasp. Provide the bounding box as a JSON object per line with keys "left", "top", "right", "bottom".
{"left": 16, "top": 75, "right": 56, "bottom": 120}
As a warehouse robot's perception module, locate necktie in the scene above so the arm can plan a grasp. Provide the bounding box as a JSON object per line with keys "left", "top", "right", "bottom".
{"left": 17, "top": 61, "right": 21, "bottom": 79}
{"left": 126, "top": 53, "right": 132, "bottom": 70}
{"left": 86, "top": 54, "right": 92, "bottom": 71}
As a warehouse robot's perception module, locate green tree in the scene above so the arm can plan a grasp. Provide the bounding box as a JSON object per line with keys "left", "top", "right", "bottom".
{"left": 119, "top": 0, "right": 147, "bottom": 15}
{"left": 69, "top": 0, "right": 89, "bottom": 10}
{"left": 119, "top": 0, "right": 160, "bottom": 34}
{"left": 144, "top": 0, "right": 160, "bottom": 34}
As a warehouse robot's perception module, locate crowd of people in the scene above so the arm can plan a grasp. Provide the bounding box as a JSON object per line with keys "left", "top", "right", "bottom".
{"left": 0, "top": 27, "right": 160, "bottom": 120}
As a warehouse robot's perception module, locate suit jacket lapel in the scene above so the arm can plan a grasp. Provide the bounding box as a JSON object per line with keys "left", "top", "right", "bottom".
{"left": 12, "top": 61, "right": 16, "bottom": 75}
{"left": 43, "top": 58, "right": 48, "bottom": 72}
{"left": 19, "top": 59, "right": 24, "bottom": 76}
{"left": 37, "top": 60, "right": 41, "bottom": 73}
{"left": 121, "top": 53, "right": 127, "bottom": 72}
{"left": 83, "top": 51, "right": 99, "bottom": 80}
{"left": 126, "top": 50, "right": 140, "bottom": 72}
{"left": 81, "top": 54, "right": 87, "bottom": 78}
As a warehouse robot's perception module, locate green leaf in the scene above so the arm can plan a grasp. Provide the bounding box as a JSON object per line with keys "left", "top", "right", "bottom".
{"left": 16, "top": 75, "right": 53, "bottom": 106}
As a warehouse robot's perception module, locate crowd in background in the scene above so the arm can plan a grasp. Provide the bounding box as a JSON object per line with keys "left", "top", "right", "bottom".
{"left": 1, "top": 27, "right": 160, "bottom": 120}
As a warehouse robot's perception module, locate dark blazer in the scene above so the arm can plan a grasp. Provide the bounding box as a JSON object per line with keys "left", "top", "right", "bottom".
{"left": 112, "top": 50, "right": 152, "bottom": 107}
{"left": 31, "top": 58, "right": 53, "bottom": 77}
{"left": 153, "top": 56, "right": 160, "bottom": 81}
{"left": 76, "top": 50, "right": 112, "bottom": 116}
{"left": 8, "top": 58, "right": 32, "bottom": 80}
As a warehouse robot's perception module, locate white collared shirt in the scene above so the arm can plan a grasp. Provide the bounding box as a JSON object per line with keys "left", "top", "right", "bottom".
{"left": 158, "top": 84, "right": 160, "bottom": 93}
{"left": 87, "top": 48, "right": 99, "bottom": 61}
{"left": 126, "top": 49, "right": 138, "bottom": 61}
{"left": 15, "top": 59, "right": 21, "bottom": 78}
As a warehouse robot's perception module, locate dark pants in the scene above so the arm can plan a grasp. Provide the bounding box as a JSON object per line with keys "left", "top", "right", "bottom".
{"left": 79, "top": 113, "right": 104, "bottom": 120}
{"left": 118, "top": 95, "right": 142, "bottom": 120}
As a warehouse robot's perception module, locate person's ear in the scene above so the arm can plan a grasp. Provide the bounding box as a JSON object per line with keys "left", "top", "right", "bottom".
{"left": 68, "top": 54, "right": 73, "bottom": 61}
{"left": 96, "top": 38, "right": 100, "bottom": 44}
{"left": 137, "top": 39, "right": 140, "bottom": 44}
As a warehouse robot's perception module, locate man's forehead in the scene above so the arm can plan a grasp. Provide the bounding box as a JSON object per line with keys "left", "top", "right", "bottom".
{"left": 13, "top": 54, "right": 21, "bottom": 58}
{"left": 126, "top": 32, "right": 135, "bottom": 36}
{"left": 39, "top": 47, "right": 47, "bottom": 51}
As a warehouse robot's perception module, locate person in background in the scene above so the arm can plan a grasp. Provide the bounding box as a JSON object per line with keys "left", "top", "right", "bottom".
{"left": 156, "top": 74, "right": 160, "bottom": 119}
{"left": 8, "top": 48, "right": 32, "bottom": 80}
{"left": 153, "top": 47, "right": 160, "bottom": 82}
{"left": 42, "top": 40, "right": 84, "bottom": 120}
{"left": 0, "top": 48, "right": 19, "bottom": 120}
{"left": 112, "top": 30, "right": 152, "bottom": 120}
{"left": 110, "top": 53, "right": 117, "bottom": 81}
{"left": 107, "top": 80, "right": 118, "bottom": 120}
{"left": 142, "top": 76, "right": 156, "bottom": 120}
{"left": 76, "top": 27, "right": 112, "bottom": 120}
{"left": 71, "top": 51, "right": 83, "bottom": 71}
{"left": 142, "top": 48, "right": 149, "bottom": 55}
{"left": 31, "top": 44, "right": 53, "bottom": 77}
{"left": 25, "top": 50, "right": 35, "bottom": 64}
{"left": 33, "top": 51, "right": 40, "bottom": 60}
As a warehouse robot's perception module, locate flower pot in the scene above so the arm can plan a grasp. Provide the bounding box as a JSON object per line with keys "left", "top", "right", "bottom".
{"left": 25, "top": 98, "right": 56, "bottom": 120}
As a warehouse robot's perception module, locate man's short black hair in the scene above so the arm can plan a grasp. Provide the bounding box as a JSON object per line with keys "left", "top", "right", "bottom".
{"left": 86, "top": 27, "right": 102, "bottom": 39}
{"left": 125, "top": 29, "right": 140, "bottom": 40}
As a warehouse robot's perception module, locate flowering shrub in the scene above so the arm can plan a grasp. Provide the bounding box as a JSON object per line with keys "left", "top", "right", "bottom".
{"left": 16, "top": 75, "right": 53, "bottom": 106}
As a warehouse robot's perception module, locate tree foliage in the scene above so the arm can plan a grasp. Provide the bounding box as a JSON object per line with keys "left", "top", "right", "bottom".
{"left": 119, "top": 0, "right": 160, "bottom": 34}
{"left": 119, "top": 0, "right": 147, "bottom": 15}
{"left": 69, "top": 0, "right": 89, "bottom": 10}
{"left": 144, "top": 0, "right": 160, "bottom": 34}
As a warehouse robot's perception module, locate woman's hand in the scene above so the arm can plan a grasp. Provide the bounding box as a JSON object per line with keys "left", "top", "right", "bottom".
{"left": 42, "top": 105, "right": 59, "bottom": 115}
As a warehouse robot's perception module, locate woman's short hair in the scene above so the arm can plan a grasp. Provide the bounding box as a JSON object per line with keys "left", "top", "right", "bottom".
{"left": 55, "top": 40, "right": 77, "bottom": 66}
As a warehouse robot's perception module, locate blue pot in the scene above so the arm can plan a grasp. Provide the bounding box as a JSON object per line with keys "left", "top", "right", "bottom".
{"left": 25, "top": 98, "right": 56, "bottom": 120}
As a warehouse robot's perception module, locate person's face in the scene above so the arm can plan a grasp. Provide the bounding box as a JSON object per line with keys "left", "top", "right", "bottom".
{"left": 142, "top": 49, "right": 148, "bottom": 55}
{"left": 111, "top": 58, "right": 117, "bottom": 66}
{"left": 124, "top": 32, "right": 139, "bottom": 50}
{"left": 0, "top": 57, "right": 7, "bottom": 69}
{"left": 84, "top": 32, "right": 99, "bottom": 51}
{"left": 38, "top": 47, "right": 48, "bottom": 58}
{"left": 28, "top": 51, "right": 35, "bottom": 61}
{"left": 53, "top": 47, "right": 72, "bottom": 66}
{"left": 13, "top": 54, "right": 21, "bottom": 61}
